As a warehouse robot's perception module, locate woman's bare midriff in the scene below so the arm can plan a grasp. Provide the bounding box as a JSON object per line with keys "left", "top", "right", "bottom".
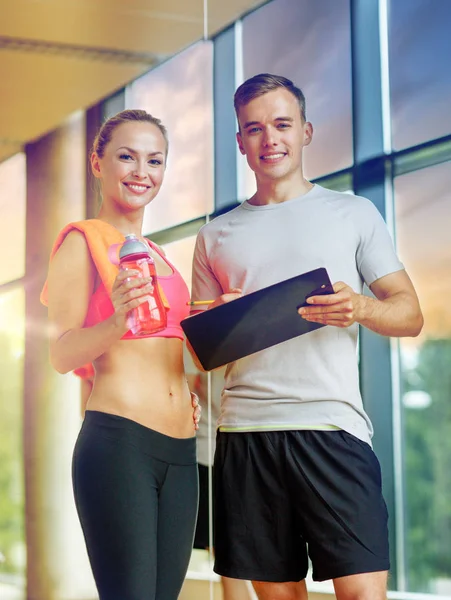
{"left": 86, "top": 337, "right": 195, "bottom": 439}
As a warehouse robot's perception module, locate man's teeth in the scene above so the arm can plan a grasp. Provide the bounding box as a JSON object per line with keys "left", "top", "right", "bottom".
{"left": 262, "top": 153, "right": 285, "bottom": 160}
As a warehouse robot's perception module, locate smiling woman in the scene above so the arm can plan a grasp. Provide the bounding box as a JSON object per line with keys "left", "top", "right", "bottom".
{"left": 40, "top": 109, "right": 201, "bottom": 600}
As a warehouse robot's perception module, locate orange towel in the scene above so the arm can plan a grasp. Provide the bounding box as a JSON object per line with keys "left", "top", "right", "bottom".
{"left": 41, "top": 219, "right": 170, "bottom": 381}
{"left": 73, "top": 363, "right": 95, "bottom": 380}
{"left": 40, "top": 219, "right": 170, "bottom": 308}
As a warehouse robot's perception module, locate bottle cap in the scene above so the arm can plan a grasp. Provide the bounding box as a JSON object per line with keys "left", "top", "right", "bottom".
{"left": 119, "top": 234, "right": 150, "bottom": 259}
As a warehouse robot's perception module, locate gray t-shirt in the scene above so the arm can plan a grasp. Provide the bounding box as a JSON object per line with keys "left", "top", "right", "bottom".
{"left": 191, "top": 184, "right": 404, "bottom": 445}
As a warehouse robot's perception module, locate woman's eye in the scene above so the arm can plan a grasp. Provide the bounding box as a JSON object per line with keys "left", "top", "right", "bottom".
{"left": 119, "top": 153, "right": 133, "bottom": 160}
{"left": 149, "top": 159, "right": 162, "bottom": 166}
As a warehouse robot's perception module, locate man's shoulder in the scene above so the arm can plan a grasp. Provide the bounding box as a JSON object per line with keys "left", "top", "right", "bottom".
{"left": 315, "top": 185, "right": 379, "bottom": 216}
{"left": 198, "top": 203, "right": 245, "bottom": 237}
{"left": 315, "top": 184, "right": 367, "bottom": 204}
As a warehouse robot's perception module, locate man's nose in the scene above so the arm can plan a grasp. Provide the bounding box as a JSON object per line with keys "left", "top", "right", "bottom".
{"left": 263, "top": 127, "right": 278, "bottom": 146}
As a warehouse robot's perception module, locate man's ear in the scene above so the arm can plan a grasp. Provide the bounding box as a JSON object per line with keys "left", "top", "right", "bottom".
{"left": 90, "top": 152, "right": 102, "bottom": 178}
{"left": 303, "top": 121, "right": 314, "bottom": 147}
{"left": 236, "top": 131, "right": 246, "bottom": 156}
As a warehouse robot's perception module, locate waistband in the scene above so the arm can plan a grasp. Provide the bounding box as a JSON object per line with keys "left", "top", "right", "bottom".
{"left": 81, "top": 410, "right": 197, "bottom": 465}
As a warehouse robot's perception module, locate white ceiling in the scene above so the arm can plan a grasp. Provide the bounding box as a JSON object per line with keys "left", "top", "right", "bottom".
{"left": 0, "top": 0, "right": 264, "bottom": 163}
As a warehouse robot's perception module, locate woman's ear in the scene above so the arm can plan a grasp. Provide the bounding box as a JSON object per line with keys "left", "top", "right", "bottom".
{"left": 90, "top": 152, "right": 102, "bottom": 178}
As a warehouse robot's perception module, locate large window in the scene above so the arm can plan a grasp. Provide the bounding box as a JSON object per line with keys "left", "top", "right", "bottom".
{"left": 395, "top": 161, "right": 451, "bottom": 594}
{"left": 0, "top": 152, "right": 26, "bottom": 599}
{"left": 240, "top": 0, "right": 353, "bottom": 198}
{"left": 389, "top": 0, "right": 451, "bottom": 150}
{"left": 0, "top": 154, "right": 26, "bottom": 285}
{"left": 0, "top": 287, "right": 25, "bottom": 598}
{"left": 161, "top": 235, "right": 197, "bottom": 292}
{"left": 127, "top": 41, "right": 214, "bottom": 234}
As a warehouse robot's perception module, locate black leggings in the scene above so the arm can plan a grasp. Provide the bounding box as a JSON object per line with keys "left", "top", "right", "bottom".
{"left": 72, "top": 410, "right": 198, "bottom": 600}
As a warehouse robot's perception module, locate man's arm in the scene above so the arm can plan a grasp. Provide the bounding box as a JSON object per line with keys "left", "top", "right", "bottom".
{"left": 299, "top": 270, "right": 423, "bottom": 338}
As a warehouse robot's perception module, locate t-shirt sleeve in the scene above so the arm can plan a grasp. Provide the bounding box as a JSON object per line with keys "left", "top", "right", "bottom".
{"left": 354, "top": 197, "right": 404, "bottom": 287}
{"left": 191, "top": 228, "right": 223, "bottom": 304}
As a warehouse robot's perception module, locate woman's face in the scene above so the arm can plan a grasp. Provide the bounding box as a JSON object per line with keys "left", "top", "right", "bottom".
{"left": 91, "top": 121, "right": 167, "bottom": 213}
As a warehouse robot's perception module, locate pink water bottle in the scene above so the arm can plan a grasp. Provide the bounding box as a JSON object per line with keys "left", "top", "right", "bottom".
{"left": 119, "top": 234, "right": 167, "bottom": 335}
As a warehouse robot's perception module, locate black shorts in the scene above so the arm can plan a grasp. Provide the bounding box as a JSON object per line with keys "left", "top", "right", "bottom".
{"left": 213, "top": 429, "right": 390, "bottom": 582}
{"left": 193, "top": 464, "right": 213, "bottom": 549}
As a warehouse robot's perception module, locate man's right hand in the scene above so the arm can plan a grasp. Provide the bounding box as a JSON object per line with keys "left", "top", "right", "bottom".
{"left": 209, "top": 288, "right": 242, "bottom": 309}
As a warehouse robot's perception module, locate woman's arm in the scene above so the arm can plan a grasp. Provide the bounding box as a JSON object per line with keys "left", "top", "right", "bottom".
{"left": 47, "top": 230, "right": 152, "bottom": 373}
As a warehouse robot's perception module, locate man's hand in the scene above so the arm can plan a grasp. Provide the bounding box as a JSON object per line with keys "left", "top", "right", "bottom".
{"left": 298, "top": 271, "right": 423, "bottom": 338}
{"left": 209, "top": 288, "right": 242, "bottom": 309}
{"left": 298, "top": 281, "right": 363, "bottom": 328}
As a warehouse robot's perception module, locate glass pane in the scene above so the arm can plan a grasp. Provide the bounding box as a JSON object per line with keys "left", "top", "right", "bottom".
{"left": 241, "top": 0, "right": 353, "bottom": 194}
{"left": 160, "top": 235, "right": 197, "bottom": 294}
{"left": 389, "top": 0, "right": 451, "bottom": 150}
{"left": 0, "top": 154, "right": 26, "bottom": 285}
{"left": 127, "top": 42, "right": 214, "bottom": 234}
{"left": 162, "top": 234, "right": 213, "bottom": 579}
{"left": 395, "top": 161, "right": 451, "bottom": 593}
{"left": 0, "top": 286, "right": 25, "bottom": 598}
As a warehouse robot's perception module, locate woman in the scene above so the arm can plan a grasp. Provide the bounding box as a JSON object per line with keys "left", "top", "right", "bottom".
{"left": 42, "top": 109, "right": 199, "bottom": 600}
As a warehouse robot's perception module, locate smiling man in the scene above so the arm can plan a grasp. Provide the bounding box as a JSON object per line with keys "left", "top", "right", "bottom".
{"left": 190, "top": 73, "right": 423, "bottom": 600}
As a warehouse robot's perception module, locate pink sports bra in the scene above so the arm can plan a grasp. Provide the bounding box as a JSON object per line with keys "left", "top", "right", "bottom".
{"left": 84, "top": 241, "right": 190, "bottom": 341}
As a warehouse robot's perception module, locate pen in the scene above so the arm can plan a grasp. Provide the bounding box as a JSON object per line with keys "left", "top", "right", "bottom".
{"left": 186, "top": 300, "right": 215, "bottom": 306}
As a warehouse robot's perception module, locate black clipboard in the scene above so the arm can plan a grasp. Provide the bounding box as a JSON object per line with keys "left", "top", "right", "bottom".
{"left": 181, "top": 267, "right": 334, "bottom": 371}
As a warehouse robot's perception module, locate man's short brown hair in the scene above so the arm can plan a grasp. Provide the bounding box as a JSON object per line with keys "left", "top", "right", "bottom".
{"left": 234, "top": 73, "right": 306, "bottom": 123}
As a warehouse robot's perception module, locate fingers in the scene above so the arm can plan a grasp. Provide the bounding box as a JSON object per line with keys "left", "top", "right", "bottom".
{"left": 306, "top": 288, "right": 348, "bottom": 305}
{"left": 111, "top": 271, "right": 154, "bottom": 315}
{"left": 113, "top": 270, "right": 152, "bottom": 292}
{"left": 191, "top": 392, "right": 201, "bottom": 430}
{"left": 300, "top": 312, "right": 354, "bottom": 327}
{"left": 210, "top": 288, "right": 243, "bottom": 308}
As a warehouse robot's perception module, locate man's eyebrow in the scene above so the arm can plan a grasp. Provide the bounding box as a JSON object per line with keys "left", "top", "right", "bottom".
{"left": 242, "top": 121, "right": 261, "bottom": 129}
{"left": 118, "top": 146, "right": 164, "bottom": 156}
{"left": 242, "top": 117, "right": 294, "bottom": 129}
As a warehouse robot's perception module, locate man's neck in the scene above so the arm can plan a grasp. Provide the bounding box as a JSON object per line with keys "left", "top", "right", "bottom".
{"left": 248, "top": 173, "right": 314, "bottom": 206}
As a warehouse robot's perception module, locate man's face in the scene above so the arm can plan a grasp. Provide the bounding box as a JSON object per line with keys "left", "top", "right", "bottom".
{"left": 236, "top": 88, "right": 313, "bottom": 183}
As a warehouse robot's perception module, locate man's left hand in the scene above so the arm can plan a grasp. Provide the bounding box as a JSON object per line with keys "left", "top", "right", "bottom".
{"left": 298, "top": 281, "right": 363, "bottom": 328}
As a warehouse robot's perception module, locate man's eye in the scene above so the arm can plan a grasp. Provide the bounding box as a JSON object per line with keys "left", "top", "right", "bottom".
{"left": 277, "top": 123, "right": 290, "bottom": 129}
{"left": 248, "top": 127, "right": 260, "bottom": 134}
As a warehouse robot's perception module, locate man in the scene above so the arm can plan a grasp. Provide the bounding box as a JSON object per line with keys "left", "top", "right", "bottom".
{"left": 190, "top": 73, "right": 423, "bottom": 600}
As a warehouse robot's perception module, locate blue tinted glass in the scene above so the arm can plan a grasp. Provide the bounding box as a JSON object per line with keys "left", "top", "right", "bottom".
{"left": 127, "top": 42, "right": 214, "bottom": 234}
{"left": 241, "top": 0, "right": 353, "bottom": 180}
{"left": 389, "top": 0, "right": 451, "bottom": 150}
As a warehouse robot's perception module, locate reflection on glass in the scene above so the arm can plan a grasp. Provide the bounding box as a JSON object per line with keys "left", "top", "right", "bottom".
{"left": 0, "top": 154, "right": 26, "bottom": 285}
{"left": 127, "top": 42, "right": 214, "bottom": 234}
{"left": 0, "top": 287, "right": 25, "bottom": 596}
{"left": 160, "top": 235, "right": 197, "bottom": 293}
{"left": 389, "top": 0, "right": 451, "bottom": 150}
{"left": 395, "top": 161, "right": 451, "bottom": 593}
{"left": 241, "top": 0, "right": 352, "bottom": 193}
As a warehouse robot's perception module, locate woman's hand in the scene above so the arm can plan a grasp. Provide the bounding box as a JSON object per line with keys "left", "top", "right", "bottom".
{"left": 191, "top": 392, "right": 202, "bottom": 431}
{"left": 110, "top": 270, "right": 154, "bottom": 331}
